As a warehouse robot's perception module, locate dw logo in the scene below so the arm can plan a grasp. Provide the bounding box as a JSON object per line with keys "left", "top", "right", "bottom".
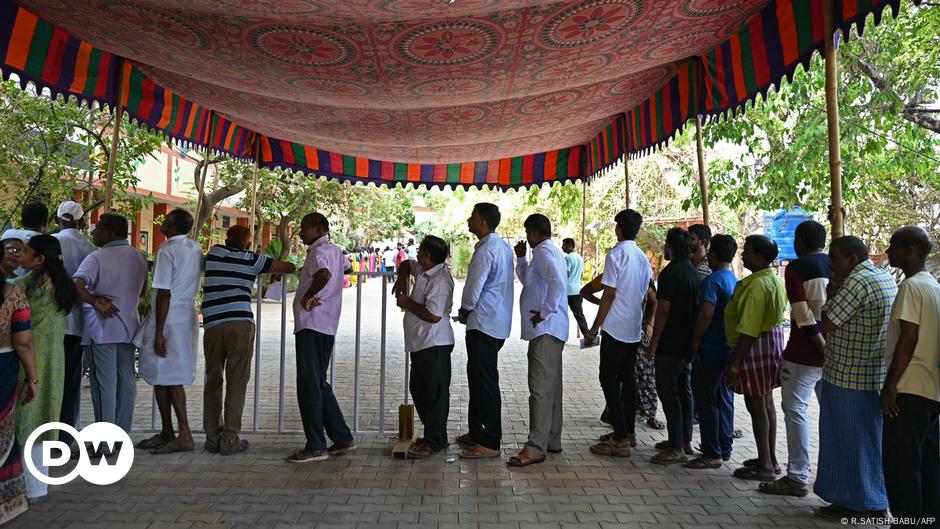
{"left": 24, "top": 422, "right": 134, "bottom": 486}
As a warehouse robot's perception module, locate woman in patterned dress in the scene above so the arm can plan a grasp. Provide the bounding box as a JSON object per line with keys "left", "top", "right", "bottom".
{"left": 0, "top": 243, "right": 38, "bottom": 524}
{"left": 13, "top": 235, "right": 77, "bottom": 500}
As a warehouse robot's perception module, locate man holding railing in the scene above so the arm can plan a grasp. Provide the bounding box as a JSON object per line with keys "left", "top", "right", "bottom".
{"left": 456, "top": 203, "right": 514, "bottom": 459}
{"left": 288, "top": 212, "right": 357, "bottom": 463}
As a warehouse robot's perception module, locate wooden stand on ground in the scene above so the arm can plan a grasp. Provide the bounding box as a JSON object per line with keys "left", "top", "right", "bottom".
{"left": 392, "top": 404, "right": 416, "bottom": 458}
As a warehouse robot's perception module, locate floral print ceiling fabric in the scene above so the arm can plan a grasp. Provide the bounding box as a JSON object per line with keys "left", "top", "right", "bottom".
{"left": 11, "top": 0, "right": 770, "bottom": 165}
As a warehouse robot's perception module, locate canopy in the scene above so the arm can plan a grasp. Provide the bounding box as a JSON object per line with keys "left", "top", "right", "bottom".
{"left": 0, "top": 0, "right": 913, "bottom": 188}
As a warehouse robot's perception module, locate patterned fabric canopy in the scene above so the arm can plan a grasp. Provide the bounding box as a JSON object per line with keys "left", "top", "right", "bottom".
{"left": 0, "top": 0, "right": 916, "bottom": 188}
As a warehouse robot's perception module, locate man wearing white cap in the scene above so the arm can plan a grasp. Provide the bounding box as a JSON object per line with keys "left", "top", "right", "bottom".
{"left": 53, "top": 200, "right": 96, "bottom": 448}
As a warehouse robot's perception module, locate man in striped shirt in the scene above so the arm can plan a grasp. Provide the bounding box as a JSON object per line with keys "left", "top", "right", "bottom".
{"left": 201, "top": 225, "right": 295, "bottom": 455}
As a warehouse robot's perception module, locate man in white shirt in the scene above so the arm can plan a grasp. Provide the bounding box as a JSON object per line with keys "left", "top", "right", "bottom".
{"left": 881, "top": 226, "right": 940, "bottom": 522}
{"left": 508, "top": 214, "right": 569, "bottom": 467}
{"left": 393, "top": 236, "right": 455, "bottom": 459}
{"left": 584, "top": 209, "right": 652, "bottom": 457}
{"left": 52, "top": 201, "right": 96, "bottom": 450}
{"left": 456, "top": 203, "right": 514, "bottom": 459}
{"left": 137, "top": 209, "right": 203, "bottom": 454}
{"left": 383, "top": 247, "right": 397, "bottom": 274}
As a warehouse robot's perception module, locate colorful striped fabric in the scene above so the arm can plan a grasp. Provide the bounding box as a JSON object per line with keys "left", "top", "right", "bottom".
{"left": 259, "top": 136, "right": 583, "bottom": 189}
{"left": 0, "top": 1, "right": 920, "bottom": 187}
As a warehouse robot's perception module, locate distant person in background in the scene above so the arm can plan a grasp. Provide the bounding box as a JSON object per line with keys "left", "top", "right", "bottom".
{"left": 562, "top": 238, "right": 590, "bottom": 338}
{"left": 406, "top": 238, "right": 418, "bottom": 260}
{"left": 202, "top": 225, "right": 295, "bottom": 456}
{"left": 396, "top": 244, "right": 408, "bottom": 271}
{"left": 881, "top": 226, "right": 940, "bottom": 524}
{"left": 14, "top": 235, "right": 77, "bottom": 500}
{"left": 19, "top": 202, "right": 48, "bottom": 238}
{"left": 383, "top": 247, "right": 396, "bottom": 274}
{"left": 138, "top": 209, "right": 203, "bottom": 455}
{"left": 52, "top": 200, "right": 96, "bottom": 454}
{"left": 393, "top": 236, "right": 455, "bottom": 459}
{"left": 73, "top": 213, "right": 148, "bottom": 433}
{"left": 724, "top": 235, "right": 787, "bottom": 482}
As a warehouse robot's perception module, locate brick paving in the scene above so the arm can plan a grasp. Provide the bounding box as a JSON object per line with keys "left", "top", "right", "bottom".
{"left": 10, "top": 278, "right": 883, "bottom": 528}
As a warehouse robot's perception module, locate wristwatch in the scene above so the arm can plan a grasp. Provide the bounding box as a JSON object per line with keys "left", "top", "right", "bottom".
{"left": 26, "top": 377, "right": 38, "bottom": 385}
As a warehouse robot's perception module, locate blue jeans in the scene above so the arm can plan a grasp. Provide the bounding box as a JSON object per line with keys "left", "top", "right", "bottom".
{"left": 780, "top": 361, "right": 822, "bottom": 484}
{"left": 295, "top": 330, "right": 353, "bottom": 452}
{"left": 692, "top": 358, "right": 734, "bottom": 460}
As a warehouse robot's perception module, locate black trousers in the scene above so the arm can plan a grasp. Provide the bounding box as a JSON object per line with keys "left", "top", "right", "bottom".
{"left": 883, "top": 393, "right": 939, "bottom": 526}
{"left": 295, "top": 330, "right": 353, "bottom": 452}
{"left": 410, "top": 344, "right": 453, "bottom": 451}
{"left": 598, "top": 332, "right": 638, "bottom": 438}
{"left": 58, "top": 334, "right": 84, "bottom": 446}
{"left": 692, "top": 358, "right": 734, "bottom": 460}
{"left": 567, "top": 295, "right": 590, "bottom": 336}
{"left": 466, "top": 329, "right": 504, "bottom": 450}
{"left": 655, "top": 355, "right": 693, "bottom": 450}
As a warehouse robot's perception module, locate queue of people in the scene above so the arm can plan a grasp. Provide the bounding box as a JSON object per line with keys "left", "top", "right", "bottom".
{"left": 0, "top": 198, "right": 935, "bottom": 527}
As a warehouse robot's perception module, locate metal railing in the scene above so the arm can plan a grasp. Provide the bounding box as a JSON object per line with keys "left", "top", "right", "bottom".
{"left": 142, "top": 271, "right": 403, "bottom": 435}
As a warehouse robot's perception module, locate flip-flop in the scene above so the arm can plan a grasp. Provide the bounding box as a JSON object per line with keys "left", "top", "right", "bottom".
{"left": 136, "top": 434, "right": 171, "bottom": 450}
{"left": 683, "top": 456, "right": 722, "bottom": 469}
{"left": 506, "top": 450, "right": 546, "bottom": 467}
{"left": 150, "top": 440, "right": 195, "bottom": 455}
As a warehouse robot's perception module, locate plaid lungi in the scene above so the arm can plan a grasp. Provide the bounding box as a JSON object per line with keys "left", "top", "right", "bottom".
{"left": 813, "top": 381, "right": 889, "bottom": 511}
{"left": 730, "top": 326, "right": 784, "bottom": 396}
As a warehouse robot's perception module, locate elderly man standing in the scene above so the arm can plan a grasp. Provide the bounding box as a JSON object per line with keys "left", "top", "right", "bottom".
{"left": 73, "top": 213, "right": 147, "bottom": 432}
{"left": 881, "top": 226, "right": 940, "bottom": 524}
{"left": 202, "top": 225, "right": 295, "bottom": 455}
{"left": 137, "top": 210, "right": 203, "bottom": 454}
{"left": 584, "top": 209, "right": 652, "bottom": 457}
{"left": 288, "top": 213, "right": 356, "bottom": 463}
{"left": 457, "top": 203, "right": 514, "bottom": 459}
{"left": 508, "top": 214, "right": 569, "bottom": 467}
{"left": 814, "top": 236, "right": 897, "bottom": 519}
{"left": 52, "top": 201, "right": 95, "bottom": 449}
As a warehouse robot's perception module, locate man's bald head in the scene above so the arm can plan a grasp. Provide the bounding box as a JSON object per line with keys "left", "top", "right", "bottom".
{"left": 890, "top": 226, "right": 932, "bottom": 260}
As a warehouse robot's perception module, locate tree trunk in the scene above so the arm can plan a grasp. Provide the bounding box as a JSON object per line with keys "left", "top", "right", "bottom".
{"left": 277, "top": 215, "right": 292, "bottom": 260}
{"left": 191, "top": 159, "right": 245, "bottom": 241}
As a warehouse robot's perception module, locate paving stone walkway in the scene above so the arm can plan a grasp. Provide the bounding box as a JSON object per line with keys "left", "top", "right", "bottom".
{"left": 10, "top": 279, "right": 882, "bottom": 528}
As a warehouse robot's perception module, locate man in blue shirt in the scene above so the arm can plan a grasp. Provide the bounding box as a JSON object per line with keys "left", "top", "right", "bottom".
{"left": 456, "top": 203, "right": 515, "bottom": 459}
{"left": 562, "top": 238, "right": 589, "bottom": 337}
{"left": 686, "top": 234, "right": 738, "bottom": 469}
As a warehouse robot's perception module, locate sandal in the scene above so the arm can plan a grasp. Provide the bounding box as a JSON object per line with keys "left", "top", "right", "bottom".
{"left": 654, "top": 440, "right": 693, "bottom": 454}
{"left": 646, "top": 417, "right": 665, "bottom": 430}
{"left": 743, "top": 458, "right": 781, "bottom": 474}
{"left": 759, "top": 476, "right": 809, "bottom": 497}
{"left": 590, "top": 438, "right": 631, "bottom": 457}
{"left": 598, "top": 432, "right": 636, "bottom": 447}
{"left": 733, "top": 466, "right": 776, "bottom": 482}
{"left": 459, "top": 444, "right": 500, "bottom": 459}
{"left": 651, "top": 450, "right": 688, "bottom": 465}
{"left": 683, "top": 456, "right": 722, "bottom": 469}
{"left": 455, "top": 433, "right": 475, "bottom": 448}
{"left": 136, "top": 434, "right": 172, "bottom": 450}
{"left": 506, "top": 449, "right": 546, "bottom": 467}
{"left": 150, "top": 439, "right": 194, "bottom": 455}
{"left": 407, "top": 441, "right": 437, "bottom": 460}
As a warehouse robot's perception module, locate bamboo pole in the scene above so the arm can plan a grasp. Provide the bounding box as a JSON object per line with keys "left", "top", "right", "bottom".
{"left": 104, "top": 58, "right": 126, "bottom": 212}
{"left": 192, "top": 110, "right": 217, "bottom": 239}
{"left": 624, "top": 155, "right": 631, "bottom": 209}
{"left": 695, "top": 116, "right": 710, "bottom": 226}
{"left": 248, "top": 139, "right": 260, "bottom": 250}
{"left": 580, "top": 178, "right": 587, "bottom": 253}
{"left": 823, "top": 0, "right": 844, "bottom": 238}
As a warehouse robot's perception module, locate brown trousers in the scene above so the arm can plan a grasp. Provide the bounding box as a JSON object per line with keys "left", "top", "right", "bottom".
{"left": 203, "top": 320, "right": 255, "bottom": 451}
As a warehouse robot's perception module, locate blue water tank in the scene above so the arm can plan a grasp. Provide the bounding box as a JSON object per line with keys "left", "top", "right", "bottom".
{"left": 762, "top": 207, "right": 817, "bottom": 261}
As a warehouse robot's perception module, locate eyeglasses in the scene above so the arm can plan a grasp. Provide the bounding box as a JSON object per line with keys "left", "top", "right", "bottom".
{"left": 3, "top": 247, "right": 22, "bottom": 255}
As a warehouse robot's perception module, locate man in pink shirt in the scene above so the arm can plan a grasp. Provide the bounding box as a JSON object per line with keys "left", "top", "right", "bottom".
{"left": 287, "top": 212, "right": 356, "bottom": 463}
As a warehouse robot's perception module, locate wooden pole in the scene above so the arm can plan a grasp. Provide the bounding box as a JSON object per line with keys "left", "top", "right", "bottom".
{"left": 823, "top": 0, "right": 844, "bottom": 238}
{"left": 624, "top": 155, "right": 631, "bottom": 209}
{"left": 695, "top": 115, "right": 710, "bottom": 226}
{"left": 248, "top": 139, "right": 260, "bottom": 250}
{"left": 104, "top": 58, "right": 126, "bottom": 212}
{"left": 192, "top": 110, "right": 217, "bottom": 239}
{"left": 580, "top": 178, "right": 587, "bottom": 253}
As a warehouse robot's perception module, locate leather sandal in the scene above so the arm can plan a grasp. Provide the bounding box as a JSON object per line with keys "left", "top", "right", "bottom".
{"left": 759, "top": 476, "right": 809, "bottom": 497}
{"left": 459, "top": 444, "right": 500, "bottom": 459}
{"left": 507, "top": 449, "right": 546, "bottom": 467}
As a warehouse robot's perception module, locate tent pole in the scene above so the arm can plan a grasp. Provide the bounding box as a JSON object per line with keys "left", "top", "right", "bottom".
{"left": 695, "top": 115, "right": 710, "bottom": 226}
{"left": 248, "top": 140, "right": 260, "bottom": 250}
{"left": 823, "top": 0, "right": 844, "bottom": 238}
{"left": 580, "top": 178, "right": 587, "bottom": 253}
{"left": 192, "top": 110, "right": 217, "bottom": 239}
{"left": 624, "top": 155, "right": 631, "bottom": 209}
{"left": 104, "top": 58, "right": 126, "bottom": 212}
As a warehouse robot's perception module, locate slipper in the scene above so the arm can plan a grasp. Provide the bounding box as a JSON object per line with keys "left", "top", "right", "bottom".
{"left": 743, "top": 458, "right": 781, "bottom": 474}
{"left": 136, "top": 434, "right": 171, "bottom": 450}
{"left": 683, "top": 456, "right": 722, "bottom": 469}
{"left": 150, "top": 439, "right": 194, "bottom": 455}
{"left": 651, "top": 450, "right": 688, "bottom": 465}
{"left": 733, "top": 466, "right": 776, "bottom": 482}
{"left": 506, "top": 449, "right": 546, "bottom": 467}
{"left": 759, "top": 476, "right": 809, "bottom": 497}
{"left": 459, "top": 444, "right": 500, "bottom": 459}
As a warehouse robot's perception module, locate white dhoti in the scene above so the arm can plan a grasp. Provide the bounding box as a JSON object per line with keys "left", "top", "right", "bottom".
{"left": 137, "top": 306, "right": 199, "bottom": 386}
